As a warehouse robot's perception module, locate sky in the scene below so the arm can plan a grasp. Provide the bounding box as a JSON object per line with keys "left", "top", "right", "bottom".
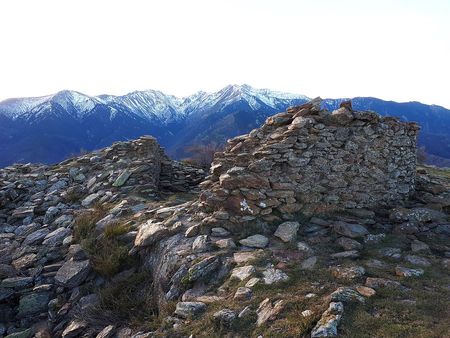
{"left": 0, "top": 0, "right": 449, "bottom": 107}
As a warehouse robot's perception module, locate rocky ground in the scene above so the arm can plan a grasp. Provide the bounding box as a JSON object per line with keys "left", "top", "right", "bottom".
{"left": 1, "top": 136, "right": 449, "bottom": 337}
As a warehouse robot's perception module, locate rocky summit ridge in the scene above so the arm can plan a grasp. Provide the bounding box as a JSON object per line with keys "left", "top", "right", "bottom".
{"left": 1, "top": 99, "right": 450, "bottom": 338}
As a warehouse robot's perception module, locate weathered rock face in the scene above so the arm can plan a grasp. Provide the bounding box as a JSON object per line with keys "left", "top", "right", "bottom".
{"left": 199, "top": 98, "right": 419, "bottom": 229}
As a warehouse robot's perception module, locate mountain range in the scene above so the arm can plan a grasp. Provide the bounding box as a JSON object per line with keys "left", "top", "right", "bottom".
{"left": 1, "top": 84, "right": 450, "bottom": 167}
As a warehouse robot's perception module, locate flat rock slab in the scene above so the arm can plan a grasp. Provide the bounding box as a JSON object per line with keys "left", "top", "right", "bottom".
{"left": 55, "top": 259, "right": 91, "bottom": 288}
{"left": 262, "top": 268, "right": 289, "bottom": 285}
{"left": 395, "top": 266, "right": 424, "bottom": 277}
{"left": 333, "top": 221, "right": 369, "bottom": 238}
{"left": 239, "top": 234, "right": 269, "bottom": 248}
{"left": 174, "top": 301, "right": 207, "bottom": 318}
{"left": 311, "top": 302, "right": 344, "bottom": 337}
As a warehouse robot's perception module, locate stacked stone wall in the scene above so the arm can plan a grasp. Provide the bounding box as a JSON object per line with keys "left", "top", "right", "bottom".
{"left": 199, "top": 99, "right": 420, "bottom": 228}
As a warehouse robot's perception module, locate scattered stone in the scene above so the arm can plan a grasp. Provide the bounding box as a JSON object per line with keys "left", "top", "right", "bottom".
{"left": 239, "top": 234, "right": 269, "bottom": 248}
{"left": 96, "top": 325, "right": 115, "bottom": 338}
{"left": 331, "top": 250, "right": 360, "bottom": 259}
{"left": 233, "top": 250, "right": 264, "bottom": 264}
{"left": 330, "top": 266, "right": 365, "bottom": 279}
{"left": 81, "top": 193, "right": 100, "bottom": 207}
{"left": 404, "top": 255, "right": 431, "bottom": 267}
{"left": 297, "top": 241, "right": 314, "bottom": 256}
{"left": 230, "top": 265, "right": 256, "bottom": 281}
{"left": 234, "top": 287, "right": 253, "bottom": 300}
{"left": 213, "top": 309, "right": 236, "bottom": 328}
{"left": 192, "top": 235, "right": 210, "bottom": 252}
{"left": 365, "top": 277, "right": 401, "bottom": 289}
{"left": 311, "top": 302, "right": 344, "bottom": 337}
{"left": 211, "top": 227, "right": 230, "bottom": 237}
{"left": 256, "top": 298, "right": 285, "bottom": 326}
{"left": 17, "top": 292, "right": 50, "bottom": 316}
{"left": 174, "top": 302, "right": 207, "bottom": 318}
{"left": 112, "top": 170, "right": 131, "bottom": 187}
{"left": 356, "top": 286, "right": 376, "bottom": 297}
{"left": 62, "top": 320, "right": 88, "bottom": 338}
{"left": 411, "top": 240, "right": 430, "bottom": 253}
{"left": 245, "top": 277, "right": 261, "bottom": 288}
{"left": 215, "top": 238, "right": 236, "bottom": 249}
{"left": 336, "top": 237, "right": 362, "bottom": 251}
{"left": 333, "top": 221, "right": 369, "bottom": 238}
{"left": 274, "top": 221, "right": 299, "bottom": 242}
{"left": 302, "top": 309, "right": 313, "bottom": 317}
{"left": 330, "top": 287, "right": 365, "bottom": 303}
{"left": 395, "top": 266, "right": 425, "bottom": 277}
{"left": 300, "top": 256, "right": 318, "bottom": 270}
{"left": 262, "top": 268, "right": 289, "bottom": 285}
{"left": 55, "top": 259, "right": 91, "bottom": 288}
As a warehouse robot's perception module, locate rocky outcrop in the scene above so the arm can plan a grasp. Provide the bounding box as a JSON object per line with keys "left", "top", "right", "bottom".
{"left": 199, "top": 98, "right": 420, "bottom": 230}
{"left": 0, "top": 136, "right": 204, "bottom": 337}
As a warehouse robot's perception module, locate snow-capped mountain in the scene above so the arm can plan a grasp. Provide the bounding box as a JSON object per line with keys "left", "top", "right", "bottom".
{"left": 1, "top": 84, "right": 450, "bottom": 167}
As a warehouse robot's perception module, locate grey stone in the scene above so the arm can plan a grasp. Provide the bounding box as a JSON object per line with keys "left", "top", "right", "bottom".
{"left": 42, "top": 227, "right": 71, "bottom": 246}
{"left": 231, "top": 265, "right": 256, "bottom": 281}
{"left": 213, "top": 309, "right": 236, "bottom": 328}
{"left": 274, "top": 221, "right": 299, "bottom": 242}
{"left": 239, "top": 234, "right": 269, "bottom": 248}
{"left": 55, "top": 259, "right": 91, "bottom": 287}
{"left": 311, "top": 302, "right": 344, "bottom": 337}
{"left": 333, "top": 221, "right": 369, "bottom": 238}
{"left": 262, "top": 268, "right": 289, "bottom": 285}
{"left": 395, "top": 266, "right": 424, "bottom": 277}
{"left": 174, "top": 301, "right": 207, "bottom": 318}
{"left": 17, "top": 292, "right": 50, "bottom": 316}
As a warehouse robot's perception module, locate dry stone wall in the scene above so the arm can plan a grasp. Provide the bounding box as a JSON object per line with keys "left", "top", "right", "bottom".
{"left": 199, "top": 98, "right": 420, "bottom": 229}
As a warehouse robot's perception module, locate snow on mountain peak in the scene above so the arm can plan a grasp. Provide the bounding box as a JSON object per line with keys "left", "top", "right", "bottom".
{"left": 0, "top": 85, "right": 309, "bottom": 121}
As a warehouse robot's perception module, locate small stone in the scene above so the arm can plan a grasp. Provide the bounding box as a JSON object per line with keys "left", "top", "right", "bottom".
{"left": 395, "top": 266, "right": 424, "bottom": 277}
{"left": 17, "top": 292, "right": 50, "bottom": 316}
{"left": 311, "top": 302, "right": 344, "bottom": 337}
{"left": 174, "top": 301, "right": 207, "bottom": 318}
{"left": 192, "top": 235, "right": 210, "bottom": 253}
{"left": 256, "top": 298, "right": 285, "bottom": 326}
{"left": 333, "top": 221, "right": 369, "bottom": 238}
{"left": 245, "top": 277, "right": 261, "bottom": 288}
{"left": 411, "top": 240, "right": 430, "bottom": 252}
{"left": 233, "top": 250, "right": 264, "bottom": 264}
{"left": 302, "top": 309, "right": 313, "bottom": 317}
{"left": 239, "top": 234, "right": 269, "bottom": 248}
{"left": 365, "top": 277, "right": 401, "bottom": 289}
{"left": 211, "top": 227, "right": 230, "bottom": 237}
{"left": 215, "top": 238, "right": 236, "bottom": 249}
{"left": 112, "top": 170, "right": 131, "bottom": 187}
{"left": 81, "top": 193, "right": 100, "bottom": 207}
{"left": 1, "top": 276, "right": 33, "bottom": 288}
{"left": 231, "top": 265, "right": 256, "bottom": 281}
{"left": 300, "top": 256, "right": 318, "bottom": 270}
{"left": 234, "top": 287, "right": 253, "bottom": 300}
{"left": 42, "top": 227, "right": 71, "bottom": 246}
{"left": 23, "top": 228, "right": 50, "bottom": 245}
{"left": 96, "top": 325, "right": 115, "bottom": 338}
{"left": 274, "top": 221, "right": 299, "bottom": 242}
{"left": 356, "top": 286, "right": 376, "bottom": 297}
{"left": 4, "top": 329, "right": 32, "bottom": 338}
{"left": 331, "top": 250, "right": 360, "bottom": 259}
{"left": 404, "top": 255, "right": 431, "bottom": 267}
{"left": 213, "top": 309, "right": 236, "bottom": 328}
{"left": 185, "top": 225, "right": 199, "bottom": 238}
{"left": 62, "top": 320, "right": 88, "bottom": 338}
{"left": 55, "top": 259, "right": 91, "bottom": 288}
{"left": 330, "top": 266, "right": 365, "bottom": 280}
{"left": 330, "top": 287, "right": 365, "bottom": 303}
{"left": 262, "top": 268, "right": 289, "bottom": 285}
{"left": 297, "top": 241, "right": 314, "bottom": 256}
{"left": 336, "top": 237, "right": 362, "bottom": 251}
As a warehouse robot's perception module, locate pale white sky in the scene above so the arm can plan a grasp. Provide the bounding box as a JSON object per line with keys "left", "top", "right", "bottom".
{"left": 0, "top": 0, "right": 449, "bottom": 107}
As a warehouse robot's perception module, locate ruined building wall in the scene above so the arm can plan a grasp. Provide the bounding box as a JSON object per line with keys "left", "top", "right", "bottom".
{"left": 199, "top": 99, "right": 420, "bottom": 228}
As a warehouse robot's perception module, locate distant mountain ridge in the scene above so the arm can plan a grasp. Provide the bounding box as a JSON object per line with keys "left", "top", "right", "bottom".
{"left": 1, "top": 85, "right": 449, "bottom": 167}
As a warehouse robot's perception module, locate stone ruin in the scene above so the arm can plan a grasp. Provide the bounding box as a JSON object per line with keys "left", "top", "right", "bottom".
{"left": 199, "top": 98, "right": 420, "bottom": 230}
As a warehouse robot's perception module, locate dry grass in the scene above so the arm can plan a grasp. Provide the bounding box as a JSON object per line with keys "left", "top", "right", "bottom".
{"left": 73, "top": 204, "right": 134, "bottom": 278}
